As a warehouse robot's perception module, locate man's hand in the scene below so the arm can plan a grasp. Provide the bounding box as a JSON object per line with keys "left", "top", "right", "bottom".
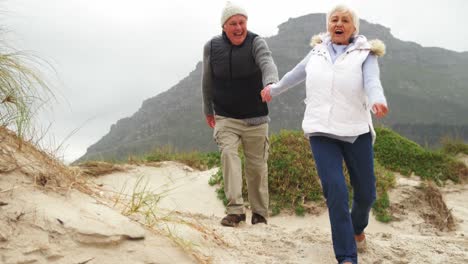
{"left": 261, "top": 85, "right": 272, "bottom": 102}
{"left": 206, "top": 115, "right": 215, "bottom": 128}
{"left": 371, "top": 103, "right": 389, "bottom": 118}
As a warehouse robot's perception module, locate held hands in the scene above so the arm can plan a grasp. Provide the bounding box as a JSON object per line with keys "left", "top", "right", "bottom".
{"left": 206, "top": 115, "right": 215, "bottom": 128}
{"left": 371, "top": 103, "right": 389, "bottom": 118}
{"left": 260, "top": 85, "right": 272, "bottom": 103}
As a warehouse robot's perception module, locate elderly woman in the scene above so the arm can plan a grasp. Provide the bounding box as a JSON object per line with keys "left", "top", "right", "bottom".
{"left": 261, "top": 5, "right": 388, "bottom": 264}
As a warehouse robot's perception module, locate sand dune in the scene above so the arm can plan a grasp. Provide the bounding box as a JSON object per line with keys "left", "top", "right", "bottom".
{"left": 94, "top": 161, "right": 468, "bottom": 263}
{"left": 1, "top": 130, "right": 467, "bottom": 264}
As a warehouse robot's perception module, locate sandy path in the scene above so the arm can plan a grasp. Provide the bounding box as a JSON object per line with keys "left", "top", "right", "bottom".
{"left": 1, "top": 159, "right": 466, "bottom": 263}
{"left": 93, "top": 162, "right": 468, "bottom": 264}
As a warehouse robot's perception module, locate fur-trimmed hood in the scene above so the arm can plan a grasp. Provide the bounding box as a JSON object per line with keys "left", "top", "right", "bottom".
{"left": 310, "top": 33, "right": 385, "bottom": 57}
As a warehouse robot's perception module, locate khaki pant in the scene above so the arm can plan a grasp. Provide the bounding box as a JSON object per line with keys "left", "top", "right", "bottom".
{"left": 213, "top": 116, "right": 269, "bottom": 218}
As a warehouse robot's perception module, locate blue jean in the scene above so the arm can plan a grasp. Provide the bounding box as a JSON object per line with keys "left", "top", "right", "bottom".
{"left": 309, "top": 133, "right": 376, "bottom": 264}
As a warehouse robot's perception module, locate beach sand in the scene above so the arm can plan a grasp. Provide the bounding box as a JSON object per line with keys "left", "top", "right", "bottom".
{"left": 1, "top": 151, "right": 467, "bottom": 263}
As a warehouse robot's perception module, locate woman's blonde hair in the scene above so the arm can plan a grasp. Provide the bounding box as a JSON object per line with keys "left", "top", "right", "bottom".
{"left": 326, "top": 5, "right": 360, "bottom": 36}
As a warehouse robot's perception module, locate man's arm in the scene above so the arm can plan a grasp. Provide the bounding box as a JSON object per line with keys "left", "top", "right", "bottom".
{"left": 202, "top": 41, "right": 214, "bottom": 116}
{"left": 252, "top": 37, "right": 279, "bottom": 86}
{"left": 202, "top": 41, "right": 216, "bottom": 128}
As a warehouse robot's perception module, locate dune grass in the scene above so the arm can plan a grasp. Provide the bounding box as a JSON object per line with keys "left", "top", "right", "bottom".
{"left": 0, "top": 50, "right": 54, "bottom": 140}
{"left": 113, "top": 128, "right": 465, "bottom": 223}
{"left": 77, "top": 160, "right": 128, "bottom": 176}
{"left": 110, "top": 174, "right": 218, "bottom": 264}
{"left": 0, "top": 38, "right": 93, "bottom": 193}
{"left": 421, "top": 181, "right": 456, "bottom": 231}
{"left": 135, "top": 146, "right": 220, "bottom": 171}
{"left": 440, "top": 137, "right": 468, "bottom": 156}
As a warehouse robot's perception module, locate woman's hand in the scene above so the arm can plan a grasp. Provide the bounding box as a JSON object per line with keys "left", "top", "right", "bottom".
{"left": 371, "top": 103, "right": 388, "bottom": 118}
{"left": 261, "top": 85, "right": 272, "bottom": 102}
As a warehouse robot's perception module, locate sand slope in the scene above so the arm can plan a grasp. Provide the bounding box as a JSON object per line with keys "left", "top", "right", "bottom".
{"left": 1, "top": 144, "right": 467, "bottom": 264}
{"left": 93, "top": 161, "right": 468, "bottom": 264}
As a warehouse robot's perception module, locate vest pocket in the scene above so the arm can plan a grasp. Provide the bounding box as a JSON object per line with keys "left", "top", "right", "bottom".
{"left": 304, "top": 101, "right": 330, "bottom": 121}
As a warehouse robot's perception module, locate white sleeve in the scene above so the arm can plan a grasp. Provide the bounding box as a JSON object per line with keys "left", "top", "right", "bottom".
{"left": 270, "top": 50, "right": 312, "bottom": 97}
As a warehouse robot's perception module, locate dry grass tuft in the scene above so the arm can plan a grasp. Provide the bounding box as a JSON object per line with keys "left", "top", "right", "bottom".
{"left": 0, "top": 126, "right": 92, "bottom": 195}
{"left": 108, "top": 178, "right": 227, "bottom": 264}
{"left": 422, "top": 182, "right": 456, "bottom": 231}
{"left": 77, "top": 161, "right": 128, "bottom": 177}
{"left": 389, "top": 179, "right": 457, "bottom": 232}
{"left": 0, "top": 149, "right": 17, "bottom": 173}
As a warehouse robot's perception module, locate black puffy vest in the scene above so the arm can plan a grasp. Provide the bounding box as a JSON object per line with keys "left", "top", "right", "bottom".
{"left": 210, "top": 31, "right": 268, "bottom": 119}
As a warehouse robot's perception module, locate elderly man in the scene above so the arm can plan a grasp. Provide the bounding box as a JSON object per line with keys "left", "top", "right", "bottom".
{"left": 201, "top": 1, "right": 278, "bottom": 227}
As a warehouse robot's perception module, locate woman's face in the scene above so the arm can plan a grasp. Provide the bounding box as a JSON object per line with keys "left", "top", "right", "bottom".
{"left": 328, "top": 11, "right": 356, "bottom": 45}
{"left": 223, "top": 15, "right": 248, "bottom": 46}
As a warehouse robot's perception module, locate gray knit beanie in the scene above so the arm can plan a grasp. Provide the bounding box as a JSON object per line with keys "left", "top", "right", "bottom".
{"left": 220, "top": 1, "right": 248, "bottom": 27}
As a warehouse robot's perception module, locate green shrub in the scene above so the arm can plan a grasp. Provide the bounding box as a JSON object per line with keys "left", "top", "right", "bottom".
{"left": 271, "top": 205, "right": 281, "bottom": 216}
{"left": 295, "top": 205, "right": 306, "bottom": 216}
{"left": 207, "top": 131, "right": 322, "bottom": 215}
{"left": 209, "top": 169, "right": 228, "bottom": 206}
{"left": 374, "top": 127, "right": 467, "bottom": 183}
{"left": 209, "top": 129, "right": 397, "bottom": 221}
{"left": 372, "top": 162, "right": 396, "bottom": 222}
{"left": 441, "top": 137, "right": 468, "bottom": 155}
{"left": 268, "top": 130, "right": 323, "bottom": 214}
{"left": 208, "top": 169, "right": 223, "bottom": 186}
{"left": 144, "top": 146, "right": 220, "bottom": 170}
{"left": 373, "top": 192, "right": 391, "bottom": 222}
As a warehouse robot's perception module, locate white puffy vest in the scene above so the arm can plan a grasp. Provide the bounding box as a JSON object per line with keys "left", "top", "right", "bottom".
{"left": 303, "top": 36, "right": 376, "bottom": 141}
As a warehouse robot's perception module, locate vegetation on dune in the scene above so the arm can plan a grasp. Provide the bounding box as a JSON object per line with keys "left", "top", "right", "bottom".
{"left": 0, "top": 32, "right": 92, "bottom": 193}
{"left": 0, "top": 24, "right": 101, "bottom": 201}
{"left": 207, "top": 130, "right": 397, "bottom": 221}
{"left": 206, "top": 128, "right": 465, "bottom": 221}
{"left": 0, "top": 49, "right": 53, "bottom": 140}
{"left": 138, "top": 146, "right": 220, "bottom": 171}
{"left": 420, "top": 182, "right": 456, "bottom": 231}
{"left": 372, "top": 162, "right": 396, "bottom": 222}
{"left": 88, "top": 125, "right": 465, "bottom": 223}
{"left": 440, "top": 137, "right": 468, "bottom": 156}
{"left": 77, "top": 160, "right": 128, "bottom": 176}
{"left": 374, "top": 127, "right": 468, "bottom": 184}
{"left": 95, "top": 128, "right": 465, "bottom": 223}
{"left": 79, "top": 146, "right": 222, "bottom": 170}
{"left": 266, "top": 130, "right": 322, "bottom": 215}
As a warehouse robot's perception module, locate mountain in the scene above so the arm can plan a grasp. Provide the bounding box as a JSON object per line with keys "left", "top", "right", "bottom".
{"left": 76, "top": 14, "right": 468, "bottom": 162}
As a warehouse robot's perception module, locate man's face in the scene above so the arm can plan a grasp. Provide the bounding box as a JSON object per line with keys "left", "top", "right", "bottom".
{"left": 223, "top": 15, "right": 248, "bottom": 46}
{"left": 328, "top": 11, "right": 356, "bottom": 45}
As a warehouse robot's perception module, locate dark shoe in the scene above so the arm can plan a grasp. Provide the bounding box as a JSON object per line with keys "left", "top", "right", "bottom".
{"left": 221, "top": 214, "right": 246, "bottom": 227}
{"left": 251, "top": 213, "right": 267, "bottom": 225}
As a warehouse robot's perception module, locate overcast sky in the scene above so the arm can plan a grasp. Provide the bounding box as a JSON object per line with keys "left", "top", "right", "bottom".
{"left": 2, "top": 0, "right": 467, "bottom": 162}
